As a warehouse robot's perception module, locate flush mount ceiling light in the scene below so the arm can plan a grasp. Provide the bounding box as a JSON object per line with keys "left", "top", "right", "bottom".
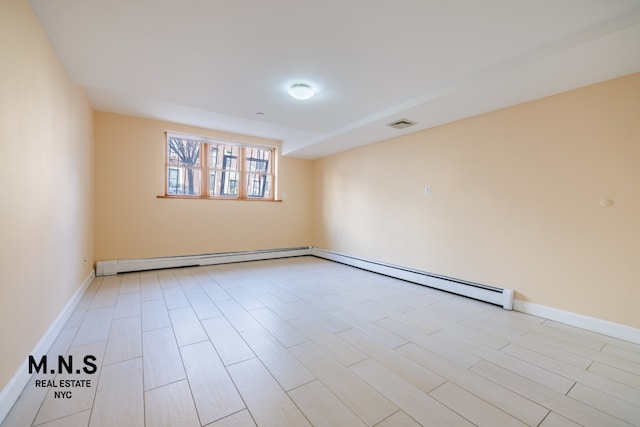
{"left": 288, "top": 83, "right": 315, "bottom": 100}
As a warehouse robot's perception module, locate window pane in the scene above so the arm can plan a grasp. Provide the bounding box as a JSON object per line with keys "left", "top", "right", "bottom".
{"left": 209, "top": 170, "right": 239, "bottom": 197}
{"left": 245, "top": 173, "right": 272, "bottom": 198}
{"left": 209, "top": 144, "right": 239, "bottom": 169}
{"left": 209, "top": 171, "right": 216, "bottom": 196}
{"left": 245, "top": 147, "right": 272, "bottom": 173}
{"left": 167, "top": 138, "right": 201, "bottom": 166}
{"left": 166, "top": 167, "right": 201, "bottom": 195}
{"left": 209, "top": 144, "right": 220, "bottom": 168}
{"left": 222, "top": 146, "right": 239, "bottom": 170}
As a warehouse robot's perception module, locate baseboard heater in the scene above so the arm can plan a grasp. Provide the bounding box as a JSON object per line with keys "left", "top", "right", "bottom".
{"left": 95, "top": 246, "right": 513, "bottom": 310}
{"left": 310, "top": 248, "right": 514, "bottom": 310}
{"left": 96, "top": 247, "right": 312, "bottom": 276}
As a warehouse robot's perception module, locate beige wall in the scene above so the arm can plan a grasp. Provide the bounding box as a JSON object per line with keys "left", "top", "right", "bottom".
{"left": 0, "top": 0, "right": 94, "bottom": 392}
{"left": 313, "top": 73, "right": 640, "bottom": 328}
{"left": 94, "top": 112, "right": 313, "bottom": 261}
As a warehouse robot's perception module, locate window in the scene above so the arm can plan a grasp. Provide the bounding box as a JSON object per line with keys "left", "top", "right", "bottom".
{"left": 165, "top": 132, "right": 275, "bottom": 200}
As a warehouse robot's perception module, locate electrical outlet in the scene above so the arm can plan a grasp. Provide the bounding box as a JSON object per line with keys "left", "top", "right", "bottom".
{"left": 424, "top": 185, "right": 431, "bottom": 196}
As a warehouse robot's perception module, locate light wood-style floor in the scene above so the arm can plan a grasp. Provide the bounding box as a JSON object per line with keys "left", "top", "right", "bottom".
{"left": 3, "top": 257, "right": 639, "bottom": 427}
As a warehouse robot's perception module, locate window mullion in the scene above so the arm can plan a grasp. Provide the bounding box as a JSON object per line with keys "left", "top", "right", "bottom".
{"left": 239, "top": 147, "right": 246, "bottom": 199}
{"left": 202, "top": 142, "right": 209, "bottom": 198}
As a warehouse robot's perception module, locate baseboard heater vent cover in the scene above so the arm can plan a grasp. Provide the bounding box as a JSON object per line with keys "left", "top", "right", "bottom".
{"left": 310, "top": 248, "right": 514, "bottom": 310}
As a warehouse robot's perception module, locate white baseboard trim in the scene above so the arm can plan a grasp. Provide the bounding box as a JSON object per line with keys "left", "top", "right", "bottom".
{"left": 310, "top": 247, "right": 514, "bottom": 310}
{"left": 95, "top": 247, "right": 312, "bottom": 276}
{"left": 0, "top": 269, "right": 95, "bottom": 425}
{"left": 514, "top": 300, "right": 640, "bottom": 344}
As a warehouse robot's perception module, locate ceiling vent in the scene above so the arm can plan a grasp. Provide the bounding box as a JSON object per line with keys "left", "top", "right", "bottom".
{"left": 386, "top": 119, "right": 417, "bottom": 130}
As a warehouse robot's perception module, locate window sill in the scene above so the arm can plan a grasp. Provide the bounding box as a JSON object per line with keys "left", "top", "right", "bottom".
{"left": 157, "top": 195, "right": 283, "bottom": 202}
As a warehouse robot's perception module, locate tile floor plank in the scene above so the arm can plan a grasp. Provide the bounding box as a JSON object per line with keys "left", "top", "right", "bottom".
{"left": 350, "top": 359, "right": 474, "bottom": 427}
{"left": 543, "top": 320, "right": 640, "bottom": 352}
{"left": 521, "top": 330, "right": 640, "bottom": 374}
{"left": 287, "top": 301, "right": 351, "bottom": 333}
{"left": 602, "top": 342, "right": 640, "bottom": 364}
{"left": 255, "top": 293, "right": 305, "bottom": 321}
{"left": 141, "top": 327, "right": 185, "bottom": 390}
{"left": 226, "top": 358, "right": 311, "bottom": 427}
{"left": 533, "top": 323, "right": 607, "bottom": 351}
{"left": 119, "top": 273, "right": 140, "bottom": 294}
{"left": 471, "top": 360, "right": 631, "bottom": 427}
{"left": 144, "top": 380, "right": 200, "bottom": 427}
{"left": 447, "top": 319, "right": 511, "bottom": 350}
{"left": 250, "top": 307, "right": 308, "bottom": 348}
{"left": 156, "top": 270, "right": 180, "bottom": 289}
{"left": 113, "top": 292, "right": 141, "bottom": 319}
{"left": 587, "top": 360, "right": 640, "bottom": 389}
{"left": 404, "top": 304, "right": 467, "bottom": 328}
{"left": 168, "top": 306, "right": 208, "bottom": 347}
{"left": 374, "top": 411, "right": 421, "bottom": 427}
{"left": 288, "top": 380, "right": 366, "bottom": 427}
{"left": 139, "top": 272, "right": 163, "bottom": 301}
{"left": 202, "top": 316, "right": 255, "bottom": 366}
{"left": 174, "top": 269, "right": 203, "bottom": 294}
{"left": 539, "top": 412, "right": 583, "bottom": 427}
{"left": 201, "top": 282, "right": 232, "bottom": 302}
{"left": 330, "top": 309, "right": 408, "bottom": 349}
{"left": 89, "top": 358, "right": 144, "bottom": 427}
{"left": 339, "top": 329, "right": 445, "bottom": 394}
{"left": 396, "top": 342, "right": 549, "bottom": 426}
{"left": 322, "top": 294, "right": 387, "bottom": 321}
{"left": 501, "top": 342, "right": 640, "bottom": 405}
{"left": 186, "top": 291, "right": 222, "bottom": 320}
{"left": 103, "top": 316, "right": 142, "bottom": 365}
{"left": 432, "top": 329, "right": 576, "bottom": 394}
{"left": 503, "top": 335, "right": 594, "bottom": 370}
{"left": 140, "top": 299, "right": 171, "bottom": 332}
{"left": 429, "top": 381, "right": 528, "bottom": 427}
{"left": 567, "top": 383, "right": 640, "bottom": 425}
{"left": 209, "top": 410, "right": 256, "bottom": 427}
{"left": 180, "top": 341, "right": 246, "bottom": 425}
{"left": 241, "top": 328, "right": 315, "bottom": 391}
{"left": 377, "top": 317, "right": 481, "bottom": 368}
{"left": 72, "top": 307, "right": 114, "bottom": 347}
{"left": 226, "top": 287, "right": 265, "bottom": 311}
{"left": 38, "top": 411, "right": 91, "bottom": 427}
{"left": 215, "top": 299, "right": 261, "bottom": 332}
{"left": 89, "top": 276, "right": 120, "bottom": 310}
{"left": 384, "top": 311, "right": 441, "bottom": 336}
{"left": 264, "top": 287, "right": 300, "bottom": 304}
{"left": 289, "top": 341, "right": 397, "bottom": 426}
{"left": 290, "top": 317, "right": 366, "bottom": 366}
{"left": 161, "top": 286, "right": 190, "bottom": 310}
{"left": 64, "top": 298, "right": 92, "bottom": 329}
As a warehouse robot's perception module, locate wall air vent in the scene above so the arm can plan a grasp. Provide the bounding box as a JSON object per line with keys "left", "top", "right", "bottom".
{"left": 386, "top": 119, "right": 417, "bottom": 130}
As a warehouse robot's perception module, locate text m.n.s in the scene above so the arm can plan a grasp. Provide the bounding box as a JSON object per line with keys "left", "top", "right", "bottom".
{"left": 28, "top": 355, "right": 97, "bottom": 375}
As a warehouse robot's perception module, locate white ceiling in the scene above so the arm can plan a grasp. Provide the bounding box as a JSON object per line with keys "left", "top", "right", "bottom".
{"left": 29, "top": 0, "right": 640, "bottom": 158}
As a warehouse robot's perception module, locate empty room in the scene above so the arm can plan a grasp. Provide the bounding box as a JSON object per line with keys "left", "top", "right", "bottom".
{"left": 1, "top": 0, "right": 639, "bottom": 426}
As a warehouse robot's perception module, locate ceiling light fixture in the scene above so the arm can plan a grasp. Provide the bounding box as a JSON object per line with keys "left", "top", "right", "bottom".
{"left": 288, "top": 83, "right": 315, "bottom": 100}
